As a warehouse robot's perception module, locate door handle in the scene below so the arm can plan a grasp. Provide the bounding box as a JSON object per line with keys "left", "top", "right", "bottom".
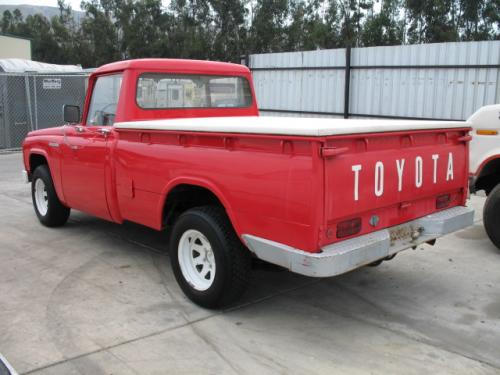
{"left": 75, "top": 126, "right": 85, "bottom": 133}
{"left": 98, "top": 128, "right": 111, "bottom": 137}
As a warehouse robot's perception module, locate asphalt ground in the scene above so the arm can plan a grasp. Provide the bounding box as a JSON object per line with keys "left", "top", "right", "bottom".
{"left": 0, "top": 152, "right": 499, "bottom": 375}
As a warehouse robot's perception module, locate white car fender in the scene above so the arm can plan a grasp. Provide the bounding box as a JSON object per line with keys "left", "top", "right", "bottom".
{"left": 467, "top": 104, "right": 500, "bottom": 175}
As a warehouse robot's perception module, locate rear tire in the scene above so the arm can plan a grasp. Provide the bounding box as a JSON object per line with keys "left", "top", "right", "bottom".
{"left": 169, "top": 206, "right": 251, "bottom": 309}
{"left": 484, "top": 183, "right": 500, "bottom": 250}
{"left": 31, "top": 165, "right": 70, "bottom": 227}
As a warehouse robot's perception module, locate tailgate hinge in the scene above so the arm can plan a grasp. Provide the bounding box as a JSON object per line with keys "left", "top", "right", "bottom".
{"left": 320, "top": 147, "right": 349, "bottom": 158}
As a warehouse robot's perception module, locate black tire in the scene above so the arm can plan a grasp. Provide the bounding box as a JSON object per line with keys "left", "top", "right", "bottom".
{"left": 31, "top": 165, "right": 70, "bottom": 227}
{"left": 169, "top": 206, "right": 251, "bottom": 309}
{"left": 484, "top": 183, "right": 500, "bottom": 250}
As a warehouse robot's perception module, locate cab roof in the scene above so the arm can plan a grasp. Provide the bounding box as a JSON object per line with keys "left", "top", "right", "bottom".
{"left": 94, "top": 58, "right": 250, "bottom": 75}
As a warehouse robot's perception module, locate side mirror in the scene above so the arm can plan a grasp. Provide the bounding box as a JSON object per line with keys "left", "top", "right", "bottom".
{"left": 63, "top": 104, "right": 80, "bottom": 124}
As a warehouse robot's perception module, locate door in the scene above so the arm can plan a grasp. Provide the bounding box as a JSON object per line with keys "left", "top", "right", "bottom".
{"left": 61, "top": 73, "right": 122, "bottom": 220}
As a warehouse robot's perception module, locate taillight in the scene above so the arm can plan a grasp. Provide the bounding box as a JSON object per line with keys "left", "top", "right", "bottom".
{"left": 337, "top": 218, "right": 362, "bottom": 239}
{"left": 436, "top": 194, "right": 451, "bottom": 209}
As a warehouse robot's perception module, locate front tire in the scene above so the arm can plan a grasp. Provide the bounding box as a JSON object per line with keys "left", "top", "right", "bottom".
{"left": 31, "top": 165, "right": 70, "bottom": 227}
{"left": 484, "top": 183, "right": 500, "bottom": 250}
{"left": 170, "top": 206, "right": 251, "bottom": 309}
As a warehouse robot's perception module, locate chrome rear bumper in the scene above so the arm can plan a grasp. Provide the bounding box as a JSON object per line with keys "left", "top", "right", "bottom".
{"left": 243, "top": 206, "right": 474, "bottom": 278}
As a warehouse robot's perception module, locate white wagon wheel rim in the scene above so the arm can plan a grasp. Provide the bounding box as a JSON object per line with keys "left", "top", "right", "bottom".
{"left": 34, "top": 178, "right": 48, "bottom": 216}
{"left": 178, "top": 229, "right": 216, "bottom": 291}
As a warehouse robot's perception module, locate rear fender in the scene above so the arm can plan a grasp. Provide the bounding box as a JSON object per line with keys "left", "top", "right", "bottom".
{"left": 158, "top": 177, "right": 241, "bottom": 236}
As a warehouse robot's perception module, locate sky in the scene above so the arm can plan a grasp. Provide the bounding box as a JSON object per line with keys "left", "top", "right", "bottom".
{"left": 0, "top": 0, "right": 85, "bottom": 10}
{"left": 0, "top": 0, "right": 171, "bottom": 11}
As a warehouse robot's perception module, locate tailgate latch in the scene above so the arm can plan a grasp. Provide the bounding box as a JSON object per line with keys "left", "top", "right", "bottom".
{"left": 457, "top": 135, "right": 472, "bottom": 143}
{"left": 320, "top": 147, "right": 349, "bottom": 158}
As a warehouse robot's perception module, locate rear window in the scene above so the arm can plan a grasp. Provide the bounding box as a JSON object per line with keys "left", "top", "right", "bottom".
{"left": 136, "top": 73, "right": 253, "bottom": 109}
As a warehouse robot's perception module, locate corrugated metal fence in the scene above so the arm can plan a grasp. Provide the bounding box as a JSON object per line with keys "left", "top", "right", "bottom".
{"left": 247, "top": 41, "right": 500, "bottom": 121}
{"left": 0, "top": 73, "right": 88, "bottom": 150}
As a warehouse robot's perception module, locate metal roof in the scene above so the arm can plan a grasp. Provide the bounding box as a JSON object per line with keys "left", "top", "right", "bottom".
{"left": 0, "top": 58, "right": 83, "bottom": 73}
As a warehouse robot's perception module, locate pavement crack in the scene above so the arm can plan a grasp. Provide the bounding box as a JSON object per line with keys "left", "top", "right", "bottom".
{"left": 22, "top": 313, "right": 220, "bottom": 375}
{"left": 280, "top": 286, "right": 500, "bottom": 373}
{"left": 187, "top": 324, "right": 241, "bottom": 375}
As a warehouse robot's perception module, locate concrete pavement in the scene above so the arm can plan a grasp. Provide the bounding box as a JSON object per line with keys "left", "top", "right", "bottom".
{"left": 0, "top": 152, "right": 499, "bottom": 375}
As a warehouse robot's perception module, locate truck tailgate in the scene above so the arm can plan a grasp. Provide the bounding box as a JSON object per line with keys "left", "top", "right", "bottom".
{"left": 322, "top": 128, "right": 470, "bottom": 246}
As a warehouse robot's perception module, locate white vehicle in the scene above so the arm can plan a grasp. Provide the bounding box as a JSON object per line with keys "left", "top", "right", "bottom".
{"left": 0, "top": 353, "right": 18, "bottom": 375}
{"left": 469, "top": 104, "right": 500, "bottom": 249}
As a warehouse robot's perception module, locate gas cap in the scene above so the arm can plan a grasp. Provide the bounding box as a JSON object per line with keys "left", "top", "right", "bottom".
{"left": 369, "top": 215, "right": 380, "bottom": 227}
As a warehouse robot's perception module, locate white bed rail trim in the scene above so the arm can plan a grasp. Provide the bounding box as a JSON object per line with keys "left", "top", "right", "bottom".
{"left": 115, "top": 116, "right": 469, "bottom": 137}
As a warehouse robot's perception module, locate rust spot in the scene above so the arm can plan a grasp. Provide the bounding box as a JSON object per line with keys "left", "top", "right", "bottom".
{"left": 389, "top": 226, "right": 413, "bottom": 245}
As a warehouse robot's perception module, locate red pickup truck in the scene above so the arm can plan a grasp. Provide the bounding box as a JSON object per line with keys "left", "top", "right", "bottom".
{"left": 22, "top": 59, "right": 474, "bottom": 308}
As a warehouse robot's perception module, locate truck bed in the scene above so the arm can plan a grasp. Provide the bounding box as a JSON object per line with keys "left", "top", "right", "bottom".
{"left": 114, "top": 116, "right": 471, "bottom": 253}
{"left": 114, "top": 116, "right": 468, "bottom": 136}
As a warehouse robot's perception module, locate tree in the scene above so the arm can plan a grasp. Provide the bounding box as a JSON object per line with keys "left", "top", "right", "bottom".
{"left": 458, "top": 0, "right": 500, "bottom": 41}
{"left": 336, "top": 0, "right": 374, "bottom": 47}
{"left": 286, "top": 0, "right": 335, "bottom": 51}
{"left": 1, "top": 10, "right": 14, "bottom": 33}
{"left": 249, "top": 0, "right": 289, "bottom": 53}
{"left": 80, "top": 0, "right": 120, "bottom": 66}
{"left": 112, "top": 0, "right": 165, "bottom": 59}
{"left": 167, "top": 0, "right": 214, "bottom": 59}
{"left": 406, "top": 0, "right": 458, "bottom": 44}
{"left": 0, "top": 0, "right": 499, "bottom": 67}
{"left": 361, "top": 0, "right": 404, "bottom": 46}
{"left": 210, "top": 0, "right": 248, "bottom": 61}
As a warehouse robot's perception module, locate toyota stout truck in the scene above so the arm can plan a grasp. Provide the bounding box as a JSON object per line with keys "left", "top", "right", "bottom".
{"left": 468, "top": 104, "right": 500, "bottom": 250}
{"left": 22, "top": 58, "right": 475, "bottom": 308}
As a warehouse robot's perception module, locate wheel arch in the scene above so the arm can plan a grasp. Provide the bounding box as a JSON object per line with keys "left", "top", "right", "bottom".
{"left": 27, "top": 149, "right": 67, "bottom": 205}
{"left": 28, "top": 150, "right": 49, "bottom": 173}
{"left": 474, "top": 156, "right": 500, "bottom": 195}
{"left": 159, "top": 177, "right": 241, "bottom": 236}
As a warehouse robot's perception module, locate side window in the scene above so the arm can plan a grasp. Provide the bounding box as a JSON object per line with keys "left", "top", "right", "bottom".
{"left": 87, "top": 74, "right": 123, "bottom": 126}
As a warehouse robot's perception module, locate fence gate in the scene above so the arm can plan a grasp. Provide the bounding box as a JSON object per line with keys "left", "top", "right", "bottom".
{"left": 0, "top": 72, "right": 88, "bottom": 150}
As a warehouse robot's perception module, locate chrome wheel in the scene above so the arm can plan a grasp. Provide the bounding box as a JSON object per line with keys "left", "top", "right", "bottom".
{"left": 178, "top": 229, "right": 216, "bottom": 291}
{"left": 34, "top": 178, "right": 48, "bottom": 216}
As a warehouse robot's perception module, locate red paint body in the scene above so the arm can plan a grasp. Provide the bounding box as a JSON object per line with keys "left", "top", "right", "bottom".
{"left": 22, "top": 59, "right": 470, "bottom": 253}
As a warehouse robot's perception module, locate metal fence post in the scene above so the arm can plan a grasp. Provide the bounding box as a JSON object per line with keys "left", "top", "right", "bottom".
{"left": 24, "top": 75, "right": 34, "bottom": 131}
{"left": 33, "top": 75, "right": 38, "bottom": 130}
{"left": 343, "top": 45, "right": 352, "bottom": 119}
{"left": 0, "top": 76, "right": 5, "bottom": 149}
{"left": 240, "top": 54, "right": 250, "bottom": 67}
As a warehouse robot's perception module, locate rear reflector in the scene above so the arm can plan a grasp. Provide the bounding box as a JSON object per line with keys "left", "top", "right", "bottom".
{"left": 337, "top": 218, "right": 362, "bottom": 239}
{"left": 476, "top": 129, "right": 498, "bottom": 136}
{"left": 436, "top": 194, "right": 451, "bottom": 209}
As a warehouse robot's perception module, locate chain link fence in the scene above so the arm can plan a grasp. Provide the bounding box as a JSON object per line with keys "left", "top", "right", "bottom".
{"left": 0, "top": 73, "right": 88, "bottom": 150}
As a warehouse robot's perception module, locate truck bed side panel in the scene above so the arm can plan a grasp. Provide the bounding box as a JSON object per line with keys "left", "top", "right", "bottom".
{"left": 114, "top": 130, "right": 324, "bottom": 252}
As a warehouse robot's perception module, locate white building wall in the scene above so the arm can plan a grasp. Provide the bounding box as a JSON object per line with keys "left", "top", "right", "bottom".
{"left": 0, "top": 35, "right": 31, "bottom": 60}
